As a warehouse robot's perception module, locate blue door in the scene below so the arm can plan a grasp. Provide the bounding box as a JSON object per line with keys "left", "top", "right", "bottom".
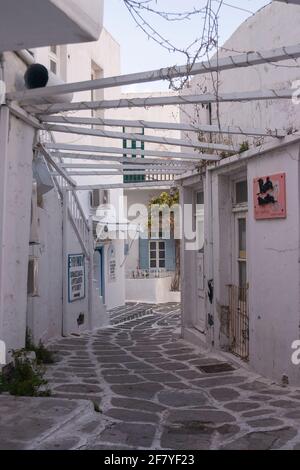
{"left": 94, "top": 247, "right": 105, "bottom": 303}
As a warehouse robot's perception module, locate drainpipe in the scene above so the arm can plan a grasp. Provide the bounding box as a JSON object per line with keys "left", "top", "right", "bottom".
{"left": 0, "top": 105, "right": 10, "bottom": 355}
{"left": 15, "top": 50, "right": 35, "bottom": 66}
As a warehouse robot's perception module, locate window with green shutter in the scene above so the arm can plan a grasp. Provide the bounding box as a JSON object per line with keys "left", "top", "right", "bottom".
{"left": 123, "top": 127, "right": 145, "bottom": 183}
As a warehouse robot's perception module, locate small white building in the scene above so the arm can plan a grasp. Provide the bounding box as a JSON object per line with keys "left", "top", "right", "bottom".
{"left": 33, "top": 28, "right": 126, "bottom": 313}
{"left": 110, "top": 93, "right": 182, "bottom": 304}
{"left": 0, "top": 1, "right": 108, "bottom": 355}
{"left": 179, "top": 1, "right": 300, "bottom": 386}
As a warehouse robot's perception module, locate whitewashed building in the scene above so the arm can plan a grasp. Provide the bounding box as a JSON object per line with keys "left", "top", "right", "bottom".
{"left": 110, "top": 93, "right": 181, "bottom": 304}
{"left": 0, "top": 0, "right": 106, "bottom": 356}
{"left": 179, "top": 1, "right": 300, "bottom": 386}
{"left": 33, "top": 28, "right": 126, "bottom": 314}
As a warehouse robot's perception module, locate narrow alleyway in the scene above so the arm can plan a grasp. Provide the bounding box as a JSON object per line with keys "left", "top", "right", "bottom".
{"left": 2, "top": 303, "right": 300, "bottom": 450}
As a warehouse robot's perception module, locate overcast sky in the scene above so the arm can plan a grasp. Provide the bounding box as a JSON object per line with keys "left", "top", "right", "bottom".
{"left": 104, "top": 0, "right": 271, "bottom": 92}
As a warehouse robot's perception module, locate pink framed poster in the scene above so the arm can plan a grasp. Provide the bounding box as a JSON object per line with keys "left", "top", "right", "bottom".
{"left": 253, "top": 173, "right": 286, "bottom": 220}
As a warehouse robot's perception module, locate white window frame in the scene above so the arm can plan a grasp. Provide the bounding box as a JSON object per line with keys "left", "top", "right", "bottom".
{"left": 90, "top": 189, "right": 110, "bottom": 209}
{"left": 231, "top": 175, "right": 248, "bottom": 288}
{"left": 194, "top": 190, "right": 205, "bottom": 252}
{"left": 91, "top": 61, "right": 104, "bottom": 122}
{"left": 232, "top": 177, "right": 248, "bottom": 212}
{"left": 149, "top": 240, "right": 166, "bottom": 269}
{"left": 49, "top": 46, "right": 60, "bottom": 76}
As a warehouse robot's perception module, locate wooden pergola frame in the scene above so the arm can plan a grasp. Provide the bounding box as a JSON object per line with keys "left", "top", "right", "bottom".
{"left": 23, "top": 87, "right": 295, "bottom": 115}
{"left": 44, "top": 142, "right": 220, "bottom": 162}
{"left": 15, "top": 42, "right": 300, "bottom": 191}
{"left": 7, "top": 43, "right": 300, "bottom": 103}
{"left": 40, "top": 115, "right": 287, "bottom": 138}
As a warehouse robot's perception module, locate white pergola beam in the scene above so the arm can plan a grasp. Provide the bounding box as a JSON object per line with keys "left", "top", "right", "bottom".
{"left": 40, "top": 115, "right": 287, "bottom": 138}
{"left": 24, "top": 88, "right": 295, "bottom": 115}
{"left": 54, "top": 169, "right": 185, "bottom": 176}
{"left": 62, "top": 163, "right": 123, "bottom": 170}
{"left": 61, "top": 164, "right": 190, "bottom": 171}
{"left": 8, "top": 44, "right": 300, "bottom": 102}
{"left": 67, "top": 182, "right": 175, "bottom": 191}
{"left": 8, "top": 102, "right": 42, "bottom": 129}
{"left": 52, "top": 171, "right": 122, "bottom": 176}
{"left": 44, "top": 143, "right": 221, "bottom": 162}
{"left": 37, "top": 144, "right": 76, "bottom": 188}
{"left": 50, "top": 152, "right": 195, "bottom": 166}
{"left": 43, "top": 123, "right": 238, "bottom": 153}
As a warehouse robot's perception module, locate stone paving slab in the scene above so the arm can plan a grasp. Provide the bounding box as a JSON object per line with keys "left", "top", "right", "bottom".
{"left": 2, "top": 302, "right": 300, "bottom": 450}
{"left": 0, "top": 396, "right": 97, "bottom": 450}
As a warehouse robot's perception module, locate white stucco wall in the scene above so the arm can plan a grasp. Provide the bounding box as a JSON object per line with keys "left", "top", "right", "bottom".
{"left": 247, "top": 143, "right": 300, "bottom": 384}
{"left": 0, "top": 0, "right": 104, "bottom": 52}
{"left": 103, "top": 240, "right": 126, "bottom": 311}
{"left": 109, "top": 92, "right": 181, "bottom": 149}
{"left": 27, "top": 189, "right": 63, "bottom": 343}
{"left": 34, "top": 29, "right": 126, "bottom": 313}
{"left": 64, "top": 214, "right": 90, "bottom": 335}
{"left": 0, "top": 113, "right": 35, "bottom": 353}
{"left": 180, "top": 138, "right": 300, "bottom": 385}
{"left": 126, "top": 277, "right": 181, "bottom": 304}
{"left": 0, "top": 52, "right": 37, "bottom": 355}
{"left": 181, "top": 2, "right": 300, "bottom": 148}
{"left": 179, "top": 0, "right": 300, "bottom": 385}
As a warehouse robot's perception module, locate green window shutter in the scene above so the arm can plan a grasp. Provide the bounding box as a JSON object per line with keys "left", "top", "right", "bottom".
{"left": 123, "top": 128, "right": 145, "bottom": 183}
{"left": 139, "top": 238, "right": 149, "bottom": 270}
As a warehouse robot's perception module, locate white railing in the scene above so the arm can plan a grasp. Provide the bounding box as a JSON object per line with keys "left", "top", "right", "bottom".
{"left": 39, "top": 130, "right": 90, "bottom": 258}
{"left": 126, "top": 269, "right": 174, "bottom": 280}
{"left": 66, "top": 190, "right": 90, "bottom": 258}
{"left": 146, "top": 173, "right": 176, "bottom": 182}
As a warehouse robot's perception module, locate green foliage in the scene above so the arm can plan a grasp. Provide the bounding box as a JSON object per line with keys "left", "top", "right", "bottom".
{"left": 35, "top": 341, "right": 55, "bottom": 365}
{"left": 148, "top": 190, "right": 181, "bottom": 291}
{"left": 0, "top": 350, "right": 50, "bottom": 397}
{"left": 26, "top": 329, "right": 55, "bottom": 365}
{"left": 239, "top": 141, "right": 249, "bottom": 154}
{"left": 219, "top": 151, "right": 232, "bottom": 159}
{"left": 149, "top": 190, "right": 179, "bottom": 208}
{"left": 25, "top": 328, "right": 35, "bottom": 351}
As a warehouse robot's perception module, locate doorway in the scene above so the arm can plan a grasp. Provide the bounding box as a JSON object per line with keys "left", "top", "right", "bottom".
{"left": 195, "top": 190, "right": 206, "bottom": 333}
{"left": 94, "top": 247, "right": 105, "bottom": 304}
{"left": 229, "top": 180, "right": 249, "bottom": 361}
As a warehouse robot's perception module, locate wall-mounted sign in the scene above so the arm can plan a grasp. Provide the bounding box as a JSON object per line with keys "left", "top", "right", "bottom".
{"left": 108, "top": 244, "right": 116, "bottom": 282}
{"left": 253, "top": 173, "right": 286, "bottom": 220}
{"left": 68, "top": 254, "right": 85, "bottom": 303}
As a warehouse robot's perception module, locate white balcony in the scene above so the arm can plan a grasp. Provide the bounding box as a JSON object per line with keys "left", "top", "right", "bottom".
{"left": 0, "top": 0, "right": 104, "bottom": 53}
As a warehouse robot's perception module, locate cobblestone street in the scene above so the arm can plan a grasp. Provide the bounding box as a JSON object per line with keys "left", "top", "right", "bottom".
{"left": 2, "top": 303, "right": 300, "bottom": 450}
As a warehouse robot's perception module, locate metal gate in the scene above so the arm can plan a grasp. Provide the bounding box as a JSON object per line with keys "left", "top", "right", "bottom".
{"left": 228, "top": 285, "right": 249, "bottom": 361}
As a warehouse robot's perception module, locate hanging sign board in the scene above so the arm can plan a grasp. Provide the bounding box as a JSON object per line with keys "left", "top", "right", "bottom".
{"left": 108, "top": 244, "right": 117, "bottom": 282}
{"left": 68, "top": 254, "right": 86, "bottom": 302}
{"left": 253, "top": 173, "right": 286, "bottom": 220}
